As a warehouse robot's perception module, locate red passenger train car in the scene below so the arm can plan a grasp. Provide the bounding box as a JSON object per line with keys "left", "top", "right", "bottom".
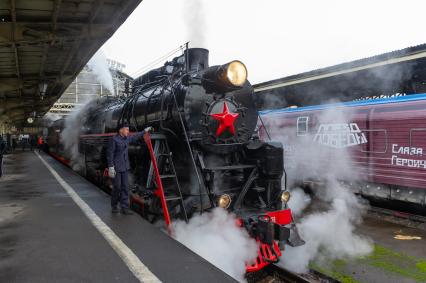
{"left": 260, "top": 93, "right": 426, "bottom": 207}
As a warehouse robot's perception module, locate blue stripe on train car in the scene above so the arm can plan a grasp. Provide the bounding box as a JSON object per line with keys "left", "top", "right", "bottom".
{"left": 259, "top": 93, "right": 426, "bottom": 116}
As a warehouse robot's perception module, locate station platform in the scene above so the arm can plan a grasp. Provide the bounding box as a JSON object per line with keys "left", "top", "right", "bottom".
{"left": 0, "top": 151, "right": 236, "bottom": 283}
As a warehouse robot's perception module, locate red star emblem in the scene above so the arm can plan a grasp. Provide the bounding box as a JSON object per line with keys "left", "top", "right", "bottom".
{"left": 210, "top": 101, "right": 239, "bottom": 136}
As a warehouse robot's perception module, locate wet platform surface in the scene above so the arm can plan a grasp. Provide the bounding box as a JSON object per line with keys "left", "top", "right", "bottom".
{"left": 0, "top": 151, "right": 236, "bottom": 283}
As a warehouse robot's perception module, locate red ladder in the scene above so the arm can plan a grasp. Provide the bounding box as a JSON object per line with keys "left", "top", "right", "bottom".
{"left": 143, "top": 132, "right": 172, "bottom": 232}
{"left": 143, "top": 132, "right": 188, "bottom": 233}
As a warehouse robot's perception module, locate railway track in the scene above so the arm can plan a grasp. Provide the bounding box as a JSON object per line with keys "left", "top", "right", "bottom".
{"left": 369, "top": 206, "right": 426, "bottom": 231}
{"left": 369, "top": 206, "right": 426, "bottom": 223}
{"left": 249, "top": 264, "right": 340, "bottom": 283}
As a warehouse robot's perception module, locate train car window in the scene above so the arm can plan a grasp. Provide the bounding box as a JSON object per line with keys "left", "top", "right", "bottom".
{"left": 296, "top": 116, "right": 309, "bottom": 136}
{"left": 410, "top": 128, "right": 426, "bottom": 148}
{"left": 360, "top": 129, "right": 388, "bottom": 153}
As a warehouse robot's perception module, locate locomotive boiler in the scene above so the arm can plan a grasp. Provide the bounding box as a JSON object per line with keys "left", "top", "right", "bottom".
{"left": 49, "top": 48, "right": 304, "bottom": 272}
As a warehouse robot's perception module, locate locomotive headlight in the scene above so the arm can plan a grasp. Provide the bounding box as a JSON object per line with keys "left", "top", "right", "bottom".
{"left": 226, "top": 61, "right": 247, "bottom": 87}
{"left": 202, "top": 60, "right": 248, "bottom": 92}
{"left": 218, "top": 194, "right": 232, "bottom": 209}
{"left": 280, "top": 191, "right": 291, "bottom": 203}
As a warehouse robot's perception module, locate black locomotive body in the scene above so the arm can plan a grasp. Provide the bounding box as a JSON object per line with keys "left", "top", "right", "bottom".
{"left": 49, "top": 48, "right": 303, "bottom": 272}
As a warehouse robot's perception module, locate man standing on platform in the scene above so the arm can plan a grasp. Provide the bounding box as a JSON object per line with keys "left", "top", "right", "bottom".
{"left": 107, "top": 123, "right": 152, "bottom": 214}
{"left": 37, "top": 135, "right": 43, "bottom": 152}
{"left": 0, "top": 136, "right": 6, "bottom": 178}
{"left": 30, "top": 135, "right": 36, "bottom": 151}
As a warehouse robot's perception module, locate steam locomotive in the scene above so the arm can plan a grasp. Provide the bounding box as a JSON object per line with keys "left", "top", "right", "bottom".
{"left": 46, "top": 48, "right": 304, "bottom": 272}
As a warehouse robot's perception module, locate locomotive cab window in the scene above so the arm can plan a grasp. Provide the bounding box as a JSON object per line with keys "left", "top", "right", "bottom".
{"left": 297, "top": 116, "right": 309, "bottom": 136}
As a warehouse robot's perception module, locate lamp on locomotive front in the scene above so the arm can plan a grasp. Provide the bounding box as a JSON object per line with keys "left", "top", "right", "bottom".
{"left": 202, "top": 60, "right": 248, "bottom": 92}
{"left": 280, "top": 191, "right": 291, "bottom": 203}
{"left": 225, "top": 60, "right": 247, "bottom": 87}
{"left": 218, "top": 194, "right": 232, "bottom": 209}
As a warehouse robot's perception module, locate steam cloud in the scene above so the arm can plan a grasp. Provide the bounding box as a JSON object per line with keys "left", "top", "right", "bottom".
{"left": 281, "top": 183, "right": 372, "bottom": 273}
{"left": 88, "top": 50, "right": 115, "bottom": 96}
{"left": 60, "top": 99, "right": 99, "bottom": 171}
{"left": 41, "top": 112, "right": 62, "bottom": 127}
{"left": 262, "top": 105, "right": 373, "bottom": 273}
{"left": 287, "top": 187, "right": 311, "bottom": 217}
{"left": 183, "top": 0, "right": 206, "bottom": 47}
{"left": 60, "top": 49, "right": 115, "bottom": 170}
{"left": 256, "top": 62, "right": 414, "bottom": 111}
{"left": 173, "top": 208, "right": 258, "bottom": 282}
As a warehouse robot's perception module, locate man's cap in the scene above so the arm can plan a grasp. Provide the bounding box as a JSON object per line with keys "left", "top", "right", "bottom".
{"left": 118, "top": 122, "right": 130, "bottom": 129}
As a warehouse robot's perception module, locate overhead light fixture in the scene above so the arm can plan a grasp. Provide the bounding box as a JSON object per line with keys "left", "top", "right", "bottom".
{"left": 27, "top": 117, "right": 34, "bottom": 124}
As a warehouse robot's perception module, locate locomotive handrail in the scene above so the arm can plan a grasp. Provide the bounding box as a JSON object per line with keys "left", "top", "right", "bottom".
{"left": 158, "top": 84, "right": 179, "bottom": 138}
{"left": 258, "top": 115, "right": 272, "bottom": 141}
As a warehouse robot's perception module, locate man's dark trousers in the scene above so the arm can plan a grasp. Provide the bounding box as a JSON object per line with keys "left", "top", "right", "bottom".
{"left": 112, "top": 171, "right": 129, "bottom": 209}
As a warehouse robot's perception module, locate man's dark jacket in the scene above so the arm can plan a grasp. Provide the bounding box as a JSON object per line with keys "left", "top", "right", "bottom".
{"left": 107, "top": 131, "right": 145, "bottom": 172}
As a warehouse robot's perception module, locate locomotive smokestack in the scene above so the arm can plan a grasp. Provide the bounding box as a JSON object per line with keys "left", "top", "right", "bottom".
{"left": 184, "top": 48, "right": 209, "bottom": 72}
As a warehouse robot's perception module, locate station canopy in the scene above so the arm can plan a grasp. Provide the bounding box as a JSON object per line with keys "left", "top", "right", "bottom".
{"left": 254, "top": 44, "right": 426, "bottom": 110}
{"left": 0, "top": 0, "right": 141, "bottom": 127}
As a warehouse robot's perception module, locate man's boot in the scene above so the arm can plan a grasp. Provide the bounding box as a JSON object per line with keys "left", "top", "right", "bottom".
{"left": 111, "top": 207, "right": 119, "bottom": 214}
{"left": 121, "top": 208, "right": 133, "bottom": 215}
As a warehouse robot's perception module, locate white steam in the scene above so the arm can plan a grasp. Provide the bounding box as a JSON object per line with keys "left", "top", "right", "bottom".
{"left": 268, "top": 106, "right": 359, "bottom": 185}
{"left": 183, "top": 0, "right": 206, "bottom": 47}
{"left": 42, "top": 112, "right": 62, "bottom": 127}
{"left": 60, "top": 49, "right": 114, "bottom": 170}
{"left": 60, "top": 99, "right": 99, "bottom": 170}
{"left": 280, "top": 183, "right": 372, "bottom": 273}
{"left": 173, "top": 208, "right": 258, "bottom": 282}
{"left": 263, "top": 105, "right": 373, "bottom": 273}
{"left": 88, "top": 50, "right": 115, "bottom": 95}
{"left": 287, "top": 187, "right": 311, "bottom": 217}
